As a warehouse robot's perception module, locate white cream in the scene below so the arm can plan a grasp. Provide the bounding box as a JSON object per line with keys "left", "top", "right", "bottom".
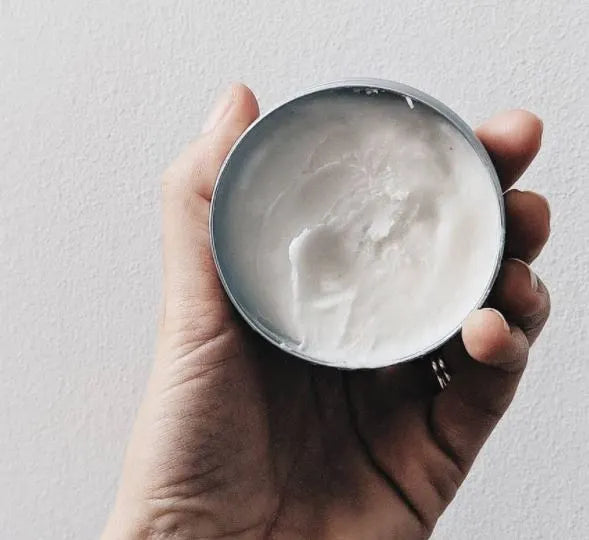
{"left": 219, "top": 92, "right": 502, "bottom": 368}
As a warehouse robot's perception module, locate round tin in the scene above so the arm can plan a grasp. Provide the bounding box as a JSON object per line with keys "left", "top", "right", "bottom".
{"left": 210, "top": 78, "right": 505, "bottom": 369}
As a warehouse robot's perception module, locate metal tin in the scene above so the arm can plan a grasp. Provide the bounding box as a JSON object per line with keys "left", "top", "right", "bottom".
{"left": 210, "top": 78, "right": 505, "bottom": 369}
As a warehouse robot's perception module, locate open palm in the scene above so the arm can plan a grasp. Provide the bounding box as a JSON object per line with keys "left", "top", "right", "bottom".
{"left": 103, "top": 84, "right": 550, "bottom": 540}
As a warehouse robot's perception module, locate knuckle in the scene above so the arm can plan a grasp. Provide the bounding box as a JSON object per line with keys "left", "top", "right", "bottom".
{"left": 161, "top": 139, "right": 211, "bottom": 201}
{"left": 161, "top": 158, "right": 190, "bottom": 200}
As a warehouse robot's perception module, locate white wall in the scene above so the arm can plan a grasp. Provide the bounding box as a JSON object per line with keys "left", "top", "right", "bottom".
{"left": 1, "top": 1, "right": 587, "bottom": 538}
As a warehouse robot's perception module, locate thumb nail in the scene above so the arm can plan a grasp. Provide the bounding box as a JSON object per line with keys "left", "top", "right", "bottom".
{"left": 202, "top": 86, "right": 234, "bottom": 133}
{"left": 485, "top": 308, "right": 510, "bottom": 332}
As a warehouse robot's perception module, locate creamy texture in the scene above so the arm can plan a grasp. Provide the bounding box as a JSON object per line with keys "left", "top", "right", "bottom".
{"left": 216, "top": 92, "right": 502, "bottom": 368}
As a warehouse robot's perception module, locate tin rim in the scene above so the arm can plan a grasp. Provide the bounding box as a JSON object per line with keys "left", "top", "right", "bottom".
{"left": 209, "top": 78, "right": 506, "bottom": 370}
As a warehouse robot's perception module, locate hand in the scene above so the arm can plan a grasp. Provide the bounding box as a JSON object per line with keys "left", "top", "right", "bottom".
{"left": 102, "top": 84, "right": 550, "bottom": 539}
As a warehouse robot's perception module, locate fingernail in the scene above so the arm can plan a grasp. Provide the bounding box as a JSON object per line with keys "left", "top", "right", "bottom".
{"left": 537, "top": 192, "right": 551, "bottom": 223}
{"left": 486, "top": 308, "right": 510, "bottom": 332}
{"left": 202, "top": 86, "right": 234, "bottom": 133}
{"left": 538, "top": 117, "right": 544, "bottom": 142}
{"left": 485, "top": 308, "right": 511, "bottom": 332}
{"left": 510, "top": 258, "right": 538, "bottom": 291}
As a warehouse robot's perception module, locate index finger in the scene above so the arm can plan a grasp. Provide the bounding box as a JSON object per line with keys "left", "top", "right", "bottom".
{"left": 475, "top": 109, "right": 543, "bottom": 191}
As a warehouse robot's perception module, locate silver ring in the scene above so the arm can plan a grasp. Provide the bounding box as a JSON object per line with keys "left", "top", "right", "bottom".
{"left": 431, "top": 356, "right": 451, "bottom": 391}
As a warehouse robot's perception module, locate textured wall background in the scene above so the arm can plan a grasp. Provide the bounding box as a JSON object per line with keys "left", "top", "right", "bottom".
{"left": 1, "top": 1, "right": 587, "bottom": 538}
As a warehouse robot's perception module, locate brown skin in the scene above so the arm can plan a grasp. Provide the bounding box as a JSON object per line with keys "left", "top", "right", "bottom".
{"left": 102, "top": 85, "right": 550, "bottom": 539}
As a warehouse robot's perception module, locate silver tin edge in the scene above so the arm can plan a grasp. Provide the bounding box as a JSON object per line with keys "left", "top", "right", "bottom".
{"left": 209, "top": 78, "right": 506, "bottom": 370}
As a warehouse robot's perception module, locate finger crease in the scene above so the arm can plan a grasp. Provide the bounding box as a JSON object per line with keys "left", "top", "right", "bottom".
{"left": 426, "top": 406, "right": 468, "bottom": 477}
